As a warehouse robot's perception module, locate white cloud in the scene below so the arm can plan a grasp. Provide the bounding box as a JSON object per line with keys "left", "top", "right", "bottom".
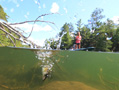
{"left": 11, "top": 23, "right": 52, "bottom": 33}
{"left": 64, "top": 8, "right": 68, "bottom": 13}
{"left": 10, "top": 8, "right": 14, "bottom": 12}
{"left": 16, "top": 4, "right": 19, "bottom": 7}
{"left": 50, "top": 2, "right": 59, "bottom": 13}
{"left": 34, "top": 0, "right": 37, "bottom": 4}
{"left": 11, "top": 23, "right": 52, "bottom": 46}
{"left": 111, "top": 16, "right": 119, "bottom": 24}
{"left": 21, "top": 0, "right": 23, "bottom": 1}
{"left": 28, "top": 37, "right": 45, "bottom": 46}
{"left": 30, "top": 24, "right": 52, "bottom": 32}
{"left": 43, "top": 4, "right": 46, "bottom": 8}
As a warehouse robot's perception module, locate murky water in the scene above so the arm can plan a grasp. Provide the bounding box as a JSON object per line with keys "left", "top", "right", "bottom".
{"left": 0, "top": 47, "right": 119, "bottom": 90}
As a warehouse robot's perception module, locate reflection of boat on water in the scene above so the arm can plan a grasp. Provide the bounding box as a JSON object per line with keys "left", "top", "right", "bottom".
{"left": 8, "top": 46, "right": 95, "bottom": 52}
{"left": 69, "top": 47, "right": 95, "bottom": 51}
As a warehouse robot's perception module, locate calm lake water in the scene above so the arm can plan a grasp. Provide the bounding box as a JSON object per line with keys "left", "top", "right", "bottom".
{"left": 0, "top": 47, "right": 119, "bottom": 90}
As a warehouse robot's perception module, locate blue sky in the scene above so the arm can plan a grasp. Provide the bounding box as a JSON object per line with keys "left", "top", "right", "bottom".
{"left": 0, "top": 0, "right": 119, "bottom": 46}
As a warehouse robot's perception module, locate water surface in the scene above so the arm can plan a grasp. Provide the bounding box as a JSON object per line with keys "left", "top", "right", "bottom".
{"left": 0, "top": 47, "right": 119, "bottom": 90}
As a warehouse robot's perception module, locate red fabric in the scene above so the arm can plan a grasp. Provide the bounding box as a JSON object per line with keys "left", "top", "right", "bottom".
{"left": 76, "top": 36, "right": 81, "bottom": 43}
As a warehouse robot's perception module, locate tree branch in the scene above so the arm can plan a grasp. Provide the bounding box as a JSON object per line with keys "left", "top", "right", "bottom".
{"left": 0, "top": 13, "right": 59, "bottom": 48}
{"left": 0, "top": 41, "right": 4, "bottom": 46}
{"left": 0, "top": 27, "right": 20, "bottom": 41}
{"left": 1, "top": 22, "right": 25, "bottom": 39}
{"left": 8, "top": 35, "right": 16, "bottom": 47}
{"left": 9, "top": 20, "right": 55, "bottom": 25}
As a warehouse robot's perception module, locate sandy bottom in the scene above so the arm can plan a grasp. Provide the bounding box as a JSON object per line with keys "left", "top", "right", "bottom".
{"left": 39, "top": 81, "right": 99, "bottom": 90}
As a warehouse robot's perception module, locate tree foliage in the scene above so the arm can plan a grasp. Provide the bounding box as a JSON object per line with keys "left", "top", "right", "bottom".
{"left": 112, "top": 27, "right": 119, "bottom": 51}
{"left": 80, "top": 26, "right": 91, "bottom": 48}
{"left": 57, "top": 8, "right": 118, "bottom": 51}
{"left": 60, "top": 23, "right": 73, "bottom": 49}
{"left": 0, "top": 5, "right": 22, "bottom": 47}
{"left": 0, "top": 5, "right": 8, "bottom": 21}
{"left": 44, "top": 8, "right": 119, "bottom": 51}
{"left": 0, "top": 5, "right": 55, "bottom": 48}
{"left": 89, "top": 8, "right": 105, "bottom": 30}
{"left": 87, "top": 8, "right": 113, "bottom": 51}
{"left": 1, "top": 4, "right": 119, "bottom": 51}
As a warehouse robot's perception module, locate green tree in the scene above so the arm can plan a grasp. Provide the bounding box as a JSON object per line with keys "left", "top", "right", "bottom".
{"left": 94, "top": 20, "right": 114, "bottom": 51}
{"left": 87, "top": 8, "right": 106, "bottom": 50}
{"left": 112, "top": 27, "right": 119, "bottom": 51}
{"left": 95, "top": 32, "right": 112, "bottom": 51}
{"left": 0, "top": 5, "right": 8, "bottom": 21}
{"left": 105, "top": 19, "right": 116, "bottom": 37}
{"left": 68, "top": 23, "right": 74, "bottom": 32}
{"left": 80, "top": 26, "right": 91, "bottom": 48}
{"left": 0, "top": 5, "right": 25, "bottom": 47}
{"left": 49, "top": 38, "right": 58, "bottom": 49}
{"left": 44, "top": 39, "right": 50, "bottom": 49}
{"left": 76, "top": 19, "right": 83, "bottom": 32}
{"left": 60, "top": 23, "right": 73, "bottom": 49}
{"left": 89, "top": 8, "right": 105, "bottom": 30}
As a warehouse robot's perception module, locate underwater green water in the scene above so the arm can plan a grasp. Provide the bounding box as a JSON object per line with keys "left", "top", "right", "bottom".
{"left": 0, "top": 47, "right": 119, "bottom": 90}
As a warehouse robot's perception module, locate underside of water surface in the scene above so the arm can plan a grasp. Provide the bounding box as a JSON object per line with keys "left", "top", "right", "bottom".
{"left": 0, "top": 47, "right": 119, "bottom": 90}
